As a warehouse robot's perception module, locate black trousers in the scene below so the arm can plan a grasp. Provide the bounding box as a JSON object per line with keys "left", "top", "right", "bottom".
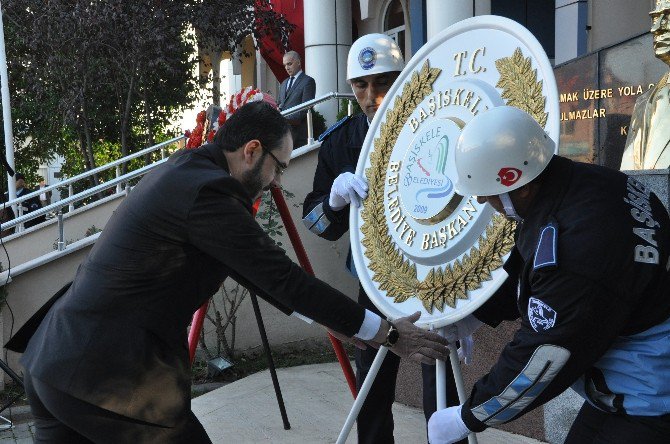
{"left": 565, "top": 401, "right": 670, "bottom": 444}
{"left": 24, "top": 371, "right": 212, "bottom": 444}
{"left": 355, "top": 286, "right": 466, "bottom": 444}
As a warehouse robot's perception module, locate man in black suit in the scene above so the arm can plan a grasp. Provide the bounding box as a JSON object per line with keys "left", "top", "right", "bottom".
{"left": 277, "top": 50, "right": 316, "bottom": 148}
{"left": 2, "top": 173, "right": 45, "bottom": 230}
{"left": 18, "top": 101, "right": 450, "bottom": 443}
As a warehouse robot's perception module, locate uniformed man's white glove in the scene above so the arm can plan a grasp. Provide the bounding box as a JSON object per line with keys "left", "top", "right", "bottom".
{"left": 456, "top": 335, "right": 474, "bottom": 365}
{"left": 329, "top": 172, "right": 368, "bottom": 211}
{"left": 428, "top": 405, "right": 471, "bottom": 444}
{"left": 445, "top": 314, "right": 483, "bottom": 341}
{"left": 445, "top": 314, "right": 482, "bottom": 365}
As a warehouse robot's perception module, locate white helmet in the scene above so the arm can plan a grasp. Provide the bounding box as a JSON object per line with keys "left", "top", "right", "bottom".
{"left": 454, "top": 106, "right": 555, "bottom": 197}
{"left": 347, "top": 33, "right": 405, "bottom": 81}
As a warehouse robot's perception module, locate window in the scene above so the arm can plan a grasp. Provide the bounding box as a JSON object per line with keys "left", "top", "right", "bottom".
{"left": 383, "top": 0, "right": 406, "bottom": 59}
{"left": 492, "top": 0, "right": 555, "bottom": 60}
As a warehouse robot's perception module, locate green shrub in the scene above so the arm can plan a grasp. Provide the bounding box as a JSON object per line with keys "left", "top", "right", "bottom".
{"left": 336, "top": 99, "right": 361, "bottom": 121}
{"left": 310, "top": 109, "right": 327, "bottom": 140}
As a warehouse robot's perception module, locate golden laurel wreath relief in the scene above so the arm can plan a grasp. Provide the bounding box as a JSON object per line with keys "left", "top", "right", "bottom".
{"left": 352, "top": 16, "right": 558, "bottom": 322}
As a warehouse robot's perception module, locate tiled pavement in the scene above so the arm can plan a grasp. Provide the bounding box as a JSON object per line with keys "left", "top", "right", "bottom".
{"left": 0, "top": 412, "right": 34, "bottom": 443}
{"left": 0, "top": 363, "right": 547, "bottom": 443}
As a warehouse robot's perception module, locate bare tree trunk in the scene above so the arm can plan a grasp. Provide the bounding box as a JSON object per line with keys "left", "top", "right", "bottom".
{"left": 120, "top": 71, "right": 136, "bottom": 175}
{"left": 83, "top": 119, "right": 101, "bottom": 191}
{"left": 212, "top": 51, "right": 222, "bottom": 107}
{"left": 80, "top": 93, "right": 100, "bottom": 189}
{"left": 78, "top": 130, "right": 93, "bottom": 175}
{"left": 143, "top": 89, "right": 155, "bottom": 166}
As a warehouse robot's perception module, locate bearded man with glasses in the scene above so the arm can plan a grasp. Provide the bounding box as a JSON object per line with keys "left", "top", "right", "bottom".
{"left": 16, "top": 99, "right": 451, "bottom": 443}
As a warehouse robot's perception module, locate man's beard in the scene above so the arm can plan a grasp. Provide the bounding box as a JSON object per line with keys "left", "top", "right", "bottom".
{"left": 239, "top": 157, "right": 267, "bottom": 200}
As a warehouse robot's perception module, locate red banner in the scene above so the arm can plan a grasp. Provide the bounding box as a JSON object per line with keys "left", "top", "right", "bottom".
{"left": 258, "top": 0, "right": 304, "bottom": 83}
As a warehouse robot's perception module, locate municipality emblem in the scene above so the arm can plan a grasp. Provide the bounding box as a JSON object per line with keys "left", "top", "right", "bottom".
{"left": 528, "top": 297, "right": 557, "bottom": 332}
{"left": 400, "top": 121, "right": 456, "bottom": 223}
{"left": 359, "top": 47, "right": 376, "bottom": 70}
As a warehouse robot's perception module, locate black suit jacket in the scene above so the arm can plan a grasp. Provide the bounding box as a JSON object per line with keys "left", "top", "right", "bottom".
{"left": 278, "top": 72, "right": 316, "bottom": 145}
{"left": 20, "top": 143, "right": 365, "bottom": 427}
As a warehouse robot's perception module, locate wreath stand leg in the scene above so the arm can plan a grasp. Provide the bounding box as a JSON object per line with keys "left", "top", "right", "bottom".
{"left": 440, "top": 327, "right": 479, "bottom": 444}
{"left": 336, "top": 346, "right": 389, "bottom": 444}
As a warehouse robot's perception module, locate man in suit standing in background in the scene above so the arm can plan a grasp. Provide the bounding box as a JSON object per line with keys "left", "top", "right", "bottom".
{"left": 278, "top": 50, "right": 316, "bottom": 148}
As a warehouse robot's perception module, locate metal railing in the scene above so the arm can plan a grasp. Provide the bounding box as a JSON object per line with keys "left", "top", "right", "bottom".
{"left": 0, "top": 91, "right": 356, "bottom": 248}
{"left": 281, "top": 92, "right": 356, "bottom": 145}
{"left": 4, "top": 136, "right": 182, "bottom": 217}
{"left": 2, "top": 155, "right": 173, "bottom": 243}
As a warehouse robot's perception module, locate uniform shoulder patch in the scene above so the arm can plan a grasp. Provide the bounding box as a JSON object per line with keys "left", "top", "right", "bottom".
{"left": 533, "top": 222, "right": 558, "bottom": 270}
{"left": 318, "top": 115, "right": 352, "bottom": 142}
{"left": 528, "top": 297, "right": 557, "bottom": 332}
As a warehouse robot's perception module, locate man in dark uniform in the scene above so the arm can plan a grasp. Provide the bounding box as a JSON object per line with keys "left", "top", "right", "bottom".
{"left": 303, "top": 34, "right": 466, "bottom": 444}
{"left": 429, "top": 106, "right": 670, "bottom": 443}
{"left": 17, "top": 101, "right": 451, "bottom": 443}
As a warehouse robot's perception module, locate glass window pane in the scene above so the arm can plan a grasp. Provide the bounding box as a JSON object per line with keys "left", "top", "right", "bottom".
{"left": 384, "top": 0, "right": 404, "bottom": 30}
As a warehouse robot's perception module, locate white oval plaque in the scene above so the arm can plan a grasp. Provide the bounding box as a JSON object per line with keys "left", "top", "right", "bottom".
{"left": 350, "top": 16, "right": 559, "bottom": 328}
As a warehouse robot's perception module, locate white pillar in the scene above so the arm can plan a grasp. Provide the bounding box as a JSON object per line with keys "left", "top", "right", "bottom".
{"left": 0, "top": 3, "right": 16, "bottom": 206}
{"left": 255, "top": 49, "right": 265, "bottom": 93}
{"left": 426, "top": 0, "right": 474, "bottom": 41}
{"left": 475, "top": 0, "right": 491, "bottom": 16}
{"left": 304, "top": 0, "right": 352, "bottom": 125}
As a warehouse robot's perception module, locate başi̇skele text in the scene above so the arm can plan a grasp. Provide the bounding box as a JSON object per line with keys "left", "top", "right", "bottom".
{"left": 408, "top": 88, "right": 488, "bottom": 133}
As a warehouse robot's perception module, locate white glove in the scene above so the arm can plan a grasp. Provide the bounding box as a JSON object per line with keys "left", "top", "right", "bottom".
{"left": 456, "top": 335, "right": 474, "bottom": 365}
{"left": 428, "top": 405, "right": 471, "bottom": 444}
{"left": 446, "top": 315, "right": 481, "bottom": 365}
{"left": 328, "top": 172, "right": 368, "bottom": 211}
{"left": 445, "top": 314, "right": 483, "bottom": 342}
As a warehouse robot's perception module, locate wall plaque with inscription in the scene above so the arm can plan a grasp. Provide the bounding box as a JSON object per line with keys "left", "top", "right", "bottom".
{"left": 349, "top": 16, "right": 559, "bottom": 328}
{"left": 555, "top": 33, "right": 667, "bottom": 169}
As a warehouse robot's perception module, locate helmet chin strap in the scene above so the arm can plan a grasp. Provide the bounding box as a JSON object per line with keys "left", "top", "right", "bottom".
{"left": 499, "top": 192, "right": 524, "bottom": 223}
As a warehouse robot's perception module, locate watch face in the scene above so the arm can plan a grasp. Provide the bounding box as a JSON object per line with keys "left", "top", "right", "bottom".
{"left": 388, "top": 327, "right": 400, "bottom": 346}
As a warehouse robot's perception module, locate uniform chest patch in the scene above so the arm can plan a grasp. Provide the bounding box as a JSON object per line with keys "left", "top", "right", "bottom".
{"left": 528, "top": 297, "right": 557, "bottom": 332}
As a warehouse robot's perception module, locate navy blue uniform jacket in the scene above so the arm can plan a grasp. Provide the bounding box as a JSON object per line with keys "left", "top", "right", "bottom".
{"left": 464, "top": 156, "right": 670, "bottom": 431}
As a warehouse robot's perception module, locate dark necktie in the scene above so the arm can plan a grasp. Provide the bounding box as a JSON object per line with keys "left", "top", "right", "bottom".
{"left": 286, "top": 76, "right": 294, "bottom": 93}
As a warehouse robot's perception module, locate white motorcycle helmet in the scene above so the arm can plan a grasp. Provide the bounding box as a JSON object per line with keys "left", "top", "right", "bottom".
{"left": 347, "top": 33, "right": 405, "bottom": 81}
{"left": 454, "top": 106, "right": 555, "bottom": 197}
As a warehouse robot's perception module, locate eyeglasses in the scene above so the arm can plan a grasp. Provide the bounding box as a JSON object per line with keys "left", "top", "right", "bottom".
{"left": 262, "top": 146, "right": 288, "bottom": 176}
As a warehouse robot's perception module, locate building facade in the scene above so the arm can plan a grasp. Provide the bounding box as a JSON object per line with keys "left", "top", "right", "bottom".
{"left": 193, "top": 2, "right": 661, "bottom": 441}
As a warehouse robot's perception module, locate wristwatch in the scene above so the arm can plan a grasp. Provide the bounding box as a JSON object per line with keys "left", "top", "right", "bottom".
{"left": 382, "top": 322, "right": 399, "bottom": 348}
